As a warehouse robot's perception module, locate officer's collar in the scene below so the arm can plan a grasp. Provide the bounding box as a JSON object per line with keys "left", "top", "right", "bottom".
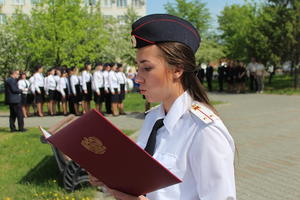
{"left": 158, "top": 91, "right": 191, "bottom": 135}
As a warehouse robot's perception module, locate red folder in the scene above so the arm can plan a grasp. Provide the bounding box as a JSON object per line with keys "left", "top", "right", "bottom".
{"left": 40, "top": 109, "right": 181, "bottom": 196}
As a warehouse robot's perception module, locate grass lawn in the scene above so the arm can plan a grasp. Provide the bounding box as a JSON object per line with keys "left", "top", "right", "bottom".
{"left": 263, "top": 74, "right": 300, "bottom": 95}
{"left": 0, "top": 128, "right": 135, "bottom": 200}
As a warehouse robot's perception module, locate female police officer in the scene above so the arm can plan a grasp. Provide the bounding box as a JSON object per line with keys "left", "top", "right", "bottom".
{"left": 90, "top": 14, "right": 236, "bottom": 200}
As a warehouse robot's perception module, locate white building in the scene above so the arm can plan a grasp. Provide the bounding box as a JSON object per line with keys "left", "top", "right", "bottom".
{"left": 0, "top": 0, "right": 146, "bottom": 24}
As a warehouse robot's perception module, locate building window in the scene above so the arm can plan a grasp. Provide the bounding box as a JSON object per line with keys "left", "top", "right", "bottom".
{"left": 102, "top": 0, "right": 112, "bottom": 7}
{"left": 117, "top": 0, "right": 127, "bottom": 8}
{"left": 132, "top": 0, "right": 143, "bottom": 8}
{"left": 31, "top": 0, "right": 40, "bottom": 4}
{"left": 13, "top": 0, "right": 25, "bottom": 5}
{"left": 0, "top": 14, "right": 6, "bottom": 24}
{"left": 84, "top": 0, "right": 96, "bottom": 6}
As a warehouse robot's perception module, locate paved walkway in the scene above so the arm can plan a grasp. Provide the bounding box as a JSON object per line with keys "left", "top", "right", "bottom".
{"left": 1, "top": 93, "right": 300, "bottom": 199}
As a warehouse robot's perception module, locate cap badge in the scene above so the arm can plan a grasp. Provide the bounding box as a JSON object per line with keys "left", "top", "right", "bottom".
{"left": 131, "top": 35, "right": 137, "bottom": 48}
{"left": 81, "top": 136, "right": 106, "bottom": 155}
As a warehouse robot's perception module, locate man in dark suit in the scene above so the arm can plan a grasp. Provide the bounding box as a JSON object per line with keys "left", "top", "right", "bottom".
{"left": 5, "top": 70, "right": 25, "bottom": 132}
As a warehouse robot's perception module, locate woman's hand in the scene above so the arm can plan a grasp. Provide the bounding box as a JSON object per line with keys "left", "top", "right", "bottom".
{"left": 106, "top": 187, "right": 148, "bottom": 200}
{"left": 89, "top": 173, "right": 148, "bottom": 200}
{"left": 88, "top": 173, "right": 104, "bottom": 187}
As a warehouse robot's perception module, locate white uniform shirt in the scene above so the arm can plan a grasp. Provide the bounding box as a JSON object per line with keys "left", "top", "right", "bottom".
{"left": 59, "top": 77, "right": 68, "bottom": 97}
{"left": 44, "top": 74, "right": 56, "bottom": 94}
{"left": 54, "top": 75, "right": 60, "bottom": 91}
{"left": 108, "top": 71, "right": 120, "bottom": 93}
{"left": 137, "top": 91, "right": 236, "bottom": 200}
{"left": 18, "top": 79, "right": 30, "bottom": 94}
{"left": 103, "top": 70, "right": 110, "bottom": 92}
{"left": 33, "top": 72, "right": 44, "bottom": 93}
{"left": 116, "top": 71, "right": 128, "bottom": 91}
{"left": 70, "top": 75, "right": 80, "bottom": 95}
{"left": 93, "top": 70, "right": 104, "bottom": 94}
{"left": 256, "top": 63, "right": 265, "bottom": 76}
{"left": 29, "top": 76, "right": 35, "bottom": 94}
{"left": 82, "top": 70, "right": 92, "bottom": 91}
{"left": 246, "top": 62, "right": 257, "bottom": 73}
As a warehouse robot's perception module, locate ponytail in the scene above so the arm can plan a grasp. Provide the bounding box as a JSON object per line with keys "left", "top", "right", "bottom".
{"left": 156, "top": 42, "right": 216, "bottom": 113}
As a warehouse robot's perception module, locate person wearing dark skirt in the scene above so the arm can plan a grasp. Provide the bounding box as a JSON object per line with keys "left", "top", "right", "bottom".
{"left": 18, "top": 72, "right": 30, "bottom": 118}
{"left": 108, "top": 63, "right": 120, "bottom": 116}
{"left": 103, "top": 63, "right": 112, "bottom": 114}
{"left": 70, "top": 67, "right": 82, "bottom": 115}
{"left": 45, "top": 68, "right": 56, "bottom": 116}
{"left": 82, "top": 62, "right": 93, "bottom": 113}
{"left": 59, "top": 70, "right": 69, "bottom": 115}
{"left": 236, "top": 61, "right": 247, "bottom": 93}
{"left": 53, "top": 68, "right": 62, "bottom": 115}
{"left": 116, "top": 63, "right": 128, "bottom": 115}
{"left": 33, "top": 65, "right": 45, "bottom": 117}
{"left": 93, "top": 63, "right": 105, "bottom": 113}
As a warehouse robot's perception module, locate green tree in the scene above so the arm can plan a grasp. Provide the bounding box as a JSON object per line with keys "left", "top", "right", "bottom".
{"left": 164, "top": 0, "right": 224, "bottom": 64}
{"left": 164, "top": 0, "right": 211, "bottom": 35}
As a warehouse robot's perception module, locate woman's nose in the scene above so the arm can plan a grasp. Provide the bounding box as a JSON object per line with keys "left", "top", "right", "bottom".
{"left": 135, "top": 72, "right": 144, "bottom": 84}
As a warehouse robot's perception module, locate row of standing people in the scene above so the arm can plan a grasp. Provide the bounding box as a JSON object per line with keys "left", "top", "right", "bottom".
{"left": 17, "top": 62, "right": 128, "bottom": 117}
{"left": 197, "top": 60, "right": 248, "bottom": 93}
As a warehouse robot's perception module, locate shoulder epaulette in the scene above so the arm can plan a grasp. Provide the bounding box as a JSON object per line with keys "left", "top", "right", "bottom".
{"left": 190, "top": 102, "right": 218, "bottom": 124}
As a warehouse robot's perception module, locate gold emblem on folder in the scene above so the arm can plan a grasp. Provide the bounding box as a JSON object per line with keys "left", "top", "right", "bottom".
{"left": 81, "top": 137, "right": 106, "bottom": 155}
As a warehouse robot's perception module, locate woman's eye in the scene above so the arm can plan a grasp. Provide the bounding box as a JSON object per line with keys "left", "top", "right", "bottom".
{"left": 144, "top": 67, "right": 152, "bottom": 71}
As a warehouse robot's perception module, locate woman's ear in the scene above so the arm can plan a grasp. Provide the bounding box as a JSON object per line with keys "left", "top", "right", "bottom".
{"left": 173, "top": 66, "right": 184, "bottom": 80}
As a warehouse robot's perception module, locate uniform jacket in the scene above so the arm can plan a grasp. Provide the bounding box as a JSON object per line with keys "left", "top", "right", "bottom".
{"left": 5, "top": 77, "right": 22, "bottom": 104}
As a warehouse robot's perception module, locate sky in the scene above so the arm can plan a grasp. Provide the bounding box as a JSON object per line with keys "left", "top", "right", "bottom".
{"left": 147, "top": 0, "right": 261, "bottom": 30}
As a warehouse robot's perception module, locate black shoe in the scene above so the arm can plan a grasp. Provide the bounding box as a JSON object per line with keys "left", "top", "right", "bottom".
{"left": 10, "top": 129, "right": 17, "bottom": 132}
{"left": 18, "top": 128, "right": 27, "bottom": 132}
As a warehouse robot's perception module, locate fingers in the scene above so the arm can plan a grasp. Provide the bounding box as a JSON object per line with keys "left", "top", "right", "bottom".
{"left": 88, "top": 173, "right": 104, "bottom": 187}
{"left": 105, "top": 187, "right": 147, "bottom": 200}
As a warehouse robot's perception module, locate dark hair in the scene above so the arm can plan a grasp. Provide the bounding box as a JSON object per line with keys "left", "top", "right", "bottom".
{"left": 34, "top": 65, "right": 43, "bottom": 72}
{"left": 117, "top": 63, "right": 123, "bottom": 68}
{"left": 156, "top": 42, "right": 216, "bottom": 113}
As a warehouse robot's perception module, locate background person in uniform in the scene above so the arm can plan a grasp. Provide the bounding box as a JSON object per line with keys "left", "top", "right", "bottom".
{"left": 54, "top": 68, "right": 62, "bottom": 115}
{"left": 59, "top": 70, "right": 69, "bottom": 115}
{"left": 217, "top": 62, "right": 226, "bottom": 92}
{"left": 225, "top": 61, "right": 234, "bottom": 93}
{"left": 205, "top": 63, "right": 213, "bottom": 91}
{"left": 44, "top": 67, "right": 57, "bottom": 116}
{"left": 103, "top": 63, "right": 112, "bottom": 114}
{"left": 81, "top": 62, "right": 93, "bottom": 113}
{"left": 255, "top": 60, "right": 265, "bottom": 93}
{"left": 93, "top": 63, "right": 105, "bottom": 113}
{"left": 108, "top": 63, "right": 120, "bottom": 116}
{"left": 196, "top": 64, "right": 205, "bottom": 84}
{"left": 90, "top": 14, "right": 236, "bottom": 200}
{"left": 18, "top": 72, "right": 30, "bottom": 118}
{"left": 116, "top": 63, "right": 128, "bottom": 115}
{"left": 247, "top": 57, "right": 258, "bottom": 92}
{"left": 236, "top": 61, "right": 247, "bottom": 93}
{"left": 5, "top": 70, "right": 25, "bottom": 132}
{"left": 29, "top": 71, "right": 37, "bottom": 116}
{"left": 69, "top": 66, "right": 82, "bottom": 115}
{"left": 33, "top": 65, "right": 45, "bottom": 117}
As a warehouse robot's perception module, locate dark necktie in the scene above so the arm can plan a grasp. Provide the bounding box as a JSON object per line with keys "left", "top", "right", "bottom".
{"left": 144, "top": 119, "right": 164, "bottom": 156}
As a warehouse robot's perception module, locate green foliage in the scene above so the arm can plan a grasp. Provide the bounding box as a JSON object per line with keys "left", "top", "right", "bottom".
{"left": 164, "top": 0, "right": 211, "bottom": 35}
{"left": 0, "top": 0, "right": 139, "bottom": 76}
{"left": 164, "top": 0, "right": 224, "bottom": 64}
{"left": 0, "top": 128, "right": 94, "bottom": 199}
{"left": 102, "top": 7, "right": 139, "bottom": 66}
